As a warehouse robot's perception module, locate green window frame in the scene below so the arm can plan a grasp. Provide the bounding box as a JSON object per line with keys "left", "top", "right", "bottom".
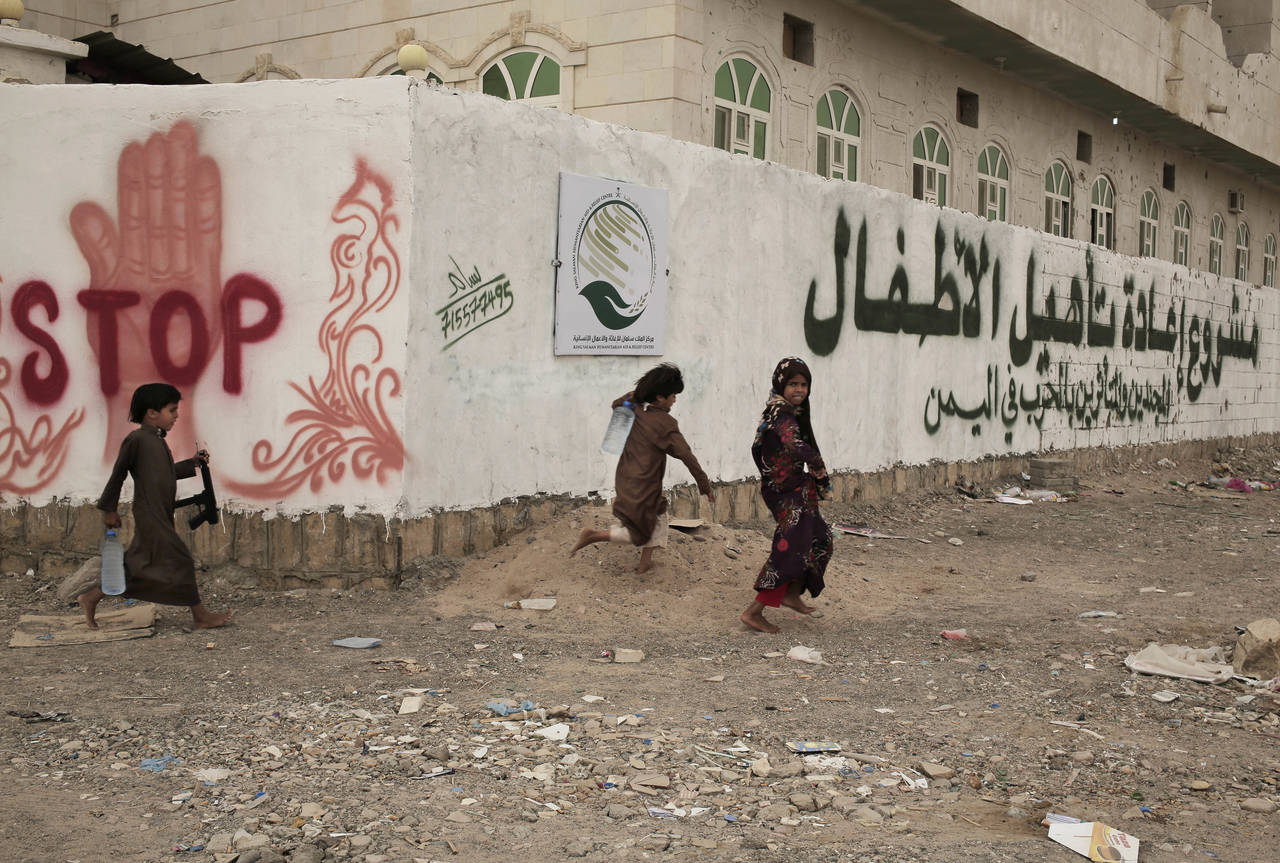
{"left": 1089, "top": 175, "right": 1115, "bottom": 250}
{"left": 482, "top": 51, "right": 561, "bottom": 106}
{"left": 976, "top": 143, "right": 1009, "bottom": 221}
{"left": 1138, "top": 189, "right": 1159, "bottom": 257}
{"left": 816, "top": 88, "right": 860, "bottom": 181}
{"left": 1209, "top": 214, "right": 1224, "bottom": 275}
{"left": 1044, "top": 161, "right": 1072, "bottom": 237}
{"left": 911, "top": 125, "right": 950, "bottom": 206}
{"left": 1173, "top": 201, "right": 1191, "bottom": 266}
{"left": 1235, "top": 221, "right": 1250, "bottom": 281}
{"left": 713, "top": 58, "right": 772, "bottom": 160}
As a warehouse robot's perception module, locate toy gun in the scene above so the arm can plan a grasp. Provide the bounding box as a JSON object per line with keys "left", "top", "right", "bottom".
{"left": 175, "top": 457, "right": 219, "bottom": 529}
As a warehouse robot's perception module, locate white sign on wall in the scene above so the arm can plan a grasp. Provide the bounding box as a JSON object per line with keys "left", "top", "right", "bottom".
{"left": 554, "top": 172, "right": 668, "bottom": 355}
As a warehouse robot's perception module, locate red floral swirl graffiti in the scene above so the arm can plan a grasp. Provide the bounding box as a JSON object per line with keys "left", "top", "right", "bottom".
{"left": 0, "top": 356, "right": 85, "bottom": 495}
{"left": 226, "top": 160, "right": 405, "bottom": 497}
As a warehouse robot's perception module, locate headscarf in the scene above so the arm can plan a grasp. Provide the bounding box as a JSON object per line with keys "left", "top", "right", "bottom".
{"left": 755, "top": 357, "right": 821, "bottom": 454}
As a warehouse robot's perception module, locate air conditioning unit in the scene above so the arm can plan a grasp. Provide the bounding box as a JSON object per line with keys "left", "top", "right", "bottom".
{"left": 1228, "top": 190, "right": 1245, "bottom": 213}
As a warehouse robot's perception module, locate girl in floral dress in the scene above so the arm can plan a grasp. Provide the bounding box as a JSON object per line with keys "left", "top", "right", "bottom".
{"left": 741, "top": 357, "right": 833, "bottom": 633}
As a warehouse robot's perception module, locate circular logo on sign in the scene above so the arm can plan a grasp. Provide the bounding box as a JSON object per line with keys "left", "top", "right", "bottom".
{"left": 574, "top": 198, "right": 656, "bottom": 330}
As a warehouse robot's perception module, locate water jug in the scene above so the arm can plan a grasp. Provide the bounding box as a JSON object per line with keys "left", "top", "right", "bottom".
{"left": 601, "top": 399, "right": 635, "bottom": 454}
{"left": 100, "top": 529, "right": 126, "bottom": 596}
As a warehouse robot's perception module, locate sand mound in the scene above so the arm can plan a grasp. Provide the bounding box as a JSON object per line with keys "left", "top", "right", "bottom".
{"left": 431, "top": 505, "right": 880, "bottom": 633}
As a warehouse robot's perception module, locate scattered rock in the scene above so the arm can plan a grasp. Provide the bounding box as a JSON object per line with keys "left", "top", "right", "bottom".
{"left": 1240, "top": 798, "right": 1277, "bottom": 814}
{"left": 287, "top": 847, "right": 324, "bottom": 863}
{"left": 789, "top": 792, "right": 818, "bottom": 811}
{"left": 918, "top": 761, "right": 956, "bottom": 780}
{"left": 232, "top": 829, "right": 270, "bottom": 850}
{"left": 757, "top": 803, "right": 797, "bottom": 821}
{"left": 852, "top": 805, "right": 884, "bottom": 823}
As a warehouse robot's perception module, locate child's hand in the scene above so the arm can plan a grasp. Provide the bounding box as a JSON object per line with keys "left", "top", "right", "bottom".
{"left": 103, "top": 511, "right": 122, "bottom": 529}
{"left": 704, "top": 490, "right": 716, "bottom": 504}
{"left": 195, "top": 448, "right": 211, "bottom": 465}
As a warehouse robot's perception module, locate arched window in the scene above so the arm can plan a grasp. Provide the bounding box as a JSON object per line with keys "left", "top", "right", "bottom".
{"left": 1208, "top": 214, "right": 1224, "bottom": 275}
{"left": 1172, "top": 201, "right": 1191, "bottom": 266}
{"left": 1089, "top": 176, "right": 1114, "bottom": 250}
{"left": 1235, "top": 222, "right": 1251, "bottom": 281}
{"left": 1264, "top": 234, "right": 1277, "bottom": 288}
{"left": 1138, "top": 189, "right": 1159, "bottom": 257}
{"left": 1228, "top": 220, "right": 1249, "bottom": 280}
{"left": 1044, "top": 161, "right": 1072, "bottom": 237}
{"left": 482, "top": 50, "right": 560, "bottom": 107}
{"left": 816, "top": 88, "right": 860, "bottom": 181}
{"left": 977, "top": 143, "right": 1009, "bottom": 221}
{"left": 911, "top": 125, "right": 950, "bottom": 206}
{"left": 714, "top": 58, "right": 771, "bottom": 160}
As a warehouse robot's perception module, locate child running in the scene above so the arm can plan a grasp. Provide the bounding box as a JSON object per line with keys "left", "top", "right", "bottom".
{"left": 741, "top": 357, "right": 833, "bottom": 633}
{"left": 571, "top": 363, "right": 715, "bottom": 573}
{"left": 77, "top": 383, "right": 233, "bottom": 630}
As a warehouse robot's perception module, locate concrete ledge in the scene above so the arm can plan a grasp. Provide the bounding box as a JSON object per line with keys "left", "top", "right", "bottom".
{"left": 6, "top": 433, "right": 1278, "bottom": 589}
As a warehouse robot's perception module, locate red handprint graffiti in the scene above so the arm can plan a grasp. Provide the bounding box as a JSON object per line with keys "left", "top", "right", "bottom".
{"left": 71, "top": 121, "right": 281, "bottom": 459}
{"left": 0, "top": 278, "right": 85, "bottom": 495}
{"left": 225, "top": 160, "right": 405, "bottom": 497}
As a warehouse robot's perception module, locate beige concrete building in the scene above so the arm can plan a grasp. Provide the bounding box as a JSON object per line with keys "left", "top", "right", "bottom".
{"left": 17, "top": 0, "right": 1280, "bottom": 286}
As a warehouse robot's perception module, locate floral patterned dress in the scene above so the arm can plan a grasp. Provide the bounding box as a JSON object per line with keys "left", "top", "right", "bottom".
{"left": 751, "top": 399, "right": 833, "bottom": 602}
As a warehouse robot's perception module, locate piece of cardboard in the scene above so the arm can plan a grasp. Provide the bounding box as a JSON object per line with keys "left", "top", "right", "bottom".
{"left": 9, "top": 603, "right": 157, "bottom": 647}
{"left": 786, "top": 741, "right": 842, "bottom": 753}
{"left": 668, "top": 518, "right": 704, "bottom": 531}
{"left": 1047, "top": 821, "right": 1139, "bottom": 863}
{"left": 833, "top": 524, "right": 908, "bottom": 539}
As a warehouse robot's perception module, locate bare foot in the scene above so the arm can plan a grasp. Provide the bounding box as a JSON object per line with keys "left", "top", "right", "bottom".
{"left": 77, "top": 588, "right": 104, "bottom": 629}
{"left": 571, "top": 528, "right": 608, "bottom": 556}
{"left": 636, "top": 548, "right": 655, "bottom": 573}
{"left": 781, "top": 594, "right": 817, "bottom": 615}
{"left": 192, "top": 609, "right": 235, "bottom": 629}
{"left": 740, "top": 608, "right": 780, "bottom": 633}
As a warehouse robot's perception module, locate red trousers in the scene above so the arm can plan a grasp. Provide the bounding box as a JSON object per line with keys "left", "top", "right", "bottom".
{"left": 755, "top": 584, "right": 789, "bottom": 608}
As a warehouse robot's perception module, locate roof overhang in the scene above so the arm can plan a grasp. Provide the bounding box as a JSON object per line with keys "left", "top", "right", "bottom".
{"left": 843, "top": 0, "right": 1280, "bottom": 191}
{"left": 72, "top": 31, "right": 207, "bottom": 85}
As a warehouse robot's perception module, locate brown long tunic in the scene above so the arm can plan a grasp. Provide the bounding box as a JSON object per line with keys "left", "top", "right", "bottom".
{"left": 97, "top": 426, "right": 200, "bottom": 606}
{"left": 611, "top": 392, "right": 712, "bottom": 545}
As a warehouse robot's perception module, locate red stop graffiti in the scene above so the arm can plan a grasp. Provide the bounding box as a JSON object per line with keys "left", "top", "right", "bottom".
{"left": 52, "top": 120, "right": 283, "bottom": 455}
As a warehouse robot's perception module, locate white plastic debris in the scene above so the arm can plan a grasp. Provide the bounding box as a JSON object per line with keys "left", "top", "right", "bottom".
{"left": 786, "top": 645, "right": 829, "bottom": 665}
{"left": 533, "top": 723, "right": 571, "bottom": 742}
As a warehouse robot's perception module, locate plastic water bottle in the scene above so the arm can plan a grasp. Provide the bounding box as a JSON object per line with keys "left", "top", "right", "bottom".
{"left": 100, "top": 529, "right": 125, "bottom": 596}
{"left": 600, "top": 399, "right": 635, "bottom": 454}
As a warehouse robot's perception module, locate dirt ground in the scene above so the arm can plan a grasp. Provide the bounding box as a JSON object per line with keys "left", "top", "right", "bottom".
{"left": 2, "top": 446, "right": 1278, "bottom": 863}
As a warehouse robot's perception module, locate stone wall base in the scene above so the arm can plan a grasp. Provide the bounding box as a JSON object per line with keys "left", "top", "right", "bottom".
{"left": 5, "top": 434, "right": 1275, "bottom": 589}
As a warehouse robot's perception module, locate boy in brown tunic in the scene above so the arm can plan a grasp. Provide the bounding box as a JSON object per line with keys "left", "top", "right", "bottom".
{"left": 78, "top": 383, "right": 233, "bottom": 629}
{"left": 572, "top": 364, "right": 715, "bottom": 572}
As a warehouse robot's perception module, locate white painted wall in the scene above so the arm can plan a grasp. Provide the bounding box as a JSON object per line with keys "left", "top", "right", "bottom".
{"left": 1, "top": 78, "right": 1276, "bottom": 520}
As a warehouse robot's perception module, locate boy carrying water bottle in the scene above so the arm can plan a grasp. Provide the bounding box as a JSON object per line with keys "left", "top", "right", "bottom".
{"left": 571, "top": 363, "right": 715, "bottom": 573}
{"left": 77, "top": 383, "right": 233, "bottom": 630}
